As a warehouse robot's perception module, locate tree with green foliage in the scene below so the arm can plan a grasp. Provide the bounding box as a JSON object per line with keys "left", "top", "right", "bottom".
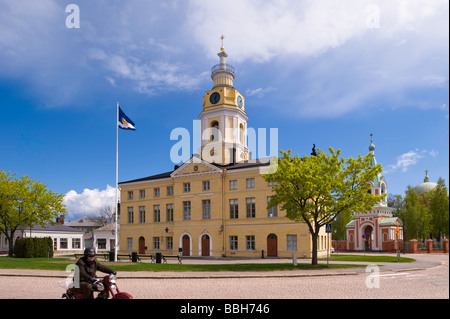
{"left": 393, "top": 178, "right": 448, "bottom": 243}
{"left": 0, "top": 170, "right": 67, "bottom": 256}
{"left": 429, "top": 178, "right": 449, "bottom": 239}
{"left": 262, "top": 148, "right": 385, "bottom": 265}
{"left": 402, "top": 186, "right": 431, "bottom": 240}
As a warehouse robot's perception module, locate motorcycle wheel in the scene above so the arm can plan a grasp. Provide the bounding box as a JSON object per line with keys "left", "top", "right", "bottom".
{"left": 114, "top": 292, "right": 133, "bottom": 299}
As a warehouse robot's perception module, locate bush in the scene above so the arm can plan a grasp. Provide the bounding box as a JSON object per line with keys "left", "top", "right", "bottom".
{"left": 14, "top": 237, "right": 54, "bottom": 258}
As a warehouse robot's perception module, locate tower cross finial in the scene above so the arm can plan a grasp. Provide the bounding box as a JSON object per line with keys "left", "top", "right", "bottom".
{"left": 220, "top": 35, "right": 225, "bottom": 51}
{"left": 370, "top": 133, "right": 373, "bottom": 142}
{"left": 425, "top": 170, "right": 429, "bottom": 177}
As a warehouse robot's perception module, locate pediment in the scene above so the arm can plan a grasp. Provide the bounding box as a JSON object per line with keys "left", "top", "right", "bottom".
{"left": 170, "top": 156, "right": 222, "bottom": 179}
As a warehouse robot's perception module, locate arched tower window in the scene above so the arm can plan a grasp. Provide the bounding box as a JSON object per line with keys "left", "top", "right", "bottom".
{"left": 211, "top": 121, "right": 219, "bottom": 141}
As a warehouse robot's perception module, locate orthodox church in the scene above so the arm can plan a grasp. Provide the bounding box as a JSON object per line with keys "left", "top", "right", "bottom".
{"left": 346, "top": 138, "right": 403, "bottom": 251}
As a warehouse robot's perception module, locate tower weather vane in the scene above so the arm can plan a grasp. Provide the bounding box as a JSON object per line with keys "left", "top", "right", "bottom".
{"left": 220, "top": 35, "right": 225, "bottom": 51}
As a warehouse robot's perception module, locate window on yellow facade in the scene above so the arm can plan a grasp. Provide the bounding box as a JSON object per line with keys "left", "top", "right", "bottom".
{"left": 139, "top": 190, "right": 145, "bottom": 199}
{"left": 166, "top": 204, "right": 173, "bottom": 222}
{"left": 202, "top": 181, "right": 210, "bottom": 191}
{"left": 128, "top": 191, "right": 134, "bottom": 200}
{"left": 139, "top": 206, "right": 145, "bottom": 223}
{"left": 153, "top": 237, "right": 160, "bottom": 250}
{"left": 246, "top": 236, "right": 255, "bottom": 251}
{"left": 166, "top": 237, "right": 173, "bottom": 250}
{"left": 167, "top": 186, "right": 173, "bottom": 196}
{"left": 202, "top": 200, "right": 211, "bottom": 219}
{"left": 246, "top": 198, "right": 255, "bottom": 218}
{"left": 246, "top": 178, "right": 255, "bottom": 188}
{"left": 229, "top": 199, "right": 238, "bottom": 219}
{"left": 153, "top": 205, "right": 160, "bottom": 223}
{"left": 183, "top": 201, "right": 191, "bottom": 220}
{"left": 183, "top": 183, "right": 190, "bottom": 192}
{"left": 229, "top": 236, "right": 238, "bottom": 251}
{"left": 267, "top": 197, "right": 278, "bottom": 217}
{"left": 287, "top": 235, "right": 297, "bottom": 251}
{"left": 229, "top": 180, "right": 237, "bottom": 190}
{"left": 127, "top": 207, "right": 134, "bottom": 224}
{"left": 127, "top": 238, "right": 133, "bottom": 250}
{"left": 154, "top": 188, "right": 160, "bottom": 197}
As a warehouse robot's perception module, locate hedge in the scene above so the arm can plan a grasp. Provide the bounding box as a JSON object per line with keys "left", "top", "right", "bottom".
{"left": 14, "top": 237, "right": 54, "bottom": 258}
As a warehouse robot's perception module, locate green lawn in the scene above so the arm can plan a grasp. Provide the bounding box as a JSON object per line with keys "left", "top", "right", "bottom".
{"left": 0, "top": 256, "right": 364, "bottom": 272}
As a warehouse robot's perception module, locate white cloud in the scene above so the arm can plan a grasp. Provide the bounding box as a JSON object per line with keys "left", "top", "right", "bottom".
{"left": 63, "top": 185, "right": 116, "bottom": 219}
{"left": 88, "top": 49, "right": 203, "bottom": 95}
{"left": 392, "top": 150, "right": 424, "bottom": 172}
{"left": 187, "top": 0, "right": 448, "bottom": 62}
{"left": 245, "top": 87, "right": 277, "bottom": 98}
{"left": 423, "top": 75, "right": 447, "bottom": 88}
{"left": 429, "top": 150, "right": 439, "bottom": 158}
{"left": 385, "top": 149, "right": 440, "bottom": 174}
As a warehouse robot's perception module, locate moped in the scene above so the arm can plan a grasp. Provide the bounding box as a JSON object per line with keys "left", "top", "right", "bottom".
{"left": 62, "top": 274, "right": 132, "bottom": 299}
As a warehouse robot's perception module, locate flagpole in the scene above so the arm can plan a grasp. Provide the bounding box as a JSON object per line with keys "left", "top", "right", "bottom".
{"left": 114, "top": 101, "right": 119, "bottom": 262}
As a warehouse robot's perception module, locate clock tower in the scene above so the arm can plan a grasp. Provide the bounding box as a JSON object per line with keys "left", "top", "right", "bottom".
{"left": 199, "top": 41, "right": 249, "bottom": 165}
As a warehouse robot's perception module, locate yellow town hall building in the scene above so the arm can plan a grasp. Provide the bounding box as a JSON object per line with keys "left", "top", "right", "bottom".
{"left": 118, "top": 47, "right": 329, "bottom": 259}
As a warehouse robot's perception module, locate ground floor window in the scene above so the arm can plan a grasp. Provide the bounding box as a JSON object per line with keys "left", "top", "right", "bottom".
{"left": 166, "top": 237, "right": 173, "bottom": 250}
{"left": 97, "top": 238, "right": 107, "bottom": 249}
{"left": 153, "top": 237, "right": 160, "bottom": 250}
{"left": 72, "top": 238, "right": 81, "bottom": 249}
{"left": 60, "top": 238, "right": 68, "bottom": 249}
{"left": 287, "top": 235, "right": 297, "bottom": 251}
{"left": 246, "top": 236, "right": 255, "bottom": 251}
{"left": 229, "top": 236, "right": 238, "bottom": 251}
{"left": 127, "top": 237, "right": 133, "bottom": 250}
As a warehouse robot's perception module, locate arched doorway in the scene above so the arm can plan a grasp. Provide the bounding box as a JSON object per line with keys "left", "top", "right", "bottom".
{"left": 201, "top": 234, "right": 210, "bottom": 256}
{"left": 364, "top": 225, "right": 373, "bottom": 251}
{"left": 138, "top": 236, "right": 145, "bottom": 254}
{"left": 182, "top": 235, "right": 190, "bottom": 256}
{"left": 267, "top": 233, "right": 278, "bottom": 257}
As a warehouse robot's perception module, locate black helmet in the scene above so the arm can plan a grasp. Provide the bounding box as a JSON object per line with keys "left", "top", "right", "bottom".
{"left": 84, "top": 247, "right": 96, "bottom": 257}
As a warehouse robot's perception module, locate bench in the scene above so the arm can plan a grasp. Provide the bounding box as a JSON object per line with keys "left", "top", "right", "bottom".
{"left": 162, "top": 255, "right": 182, "bottom": 264}
{"left": 117, "top": 254, "right": 132, "bottom": 262}
{"left": 136, "top": 254, "right": 156, "bottom": 263}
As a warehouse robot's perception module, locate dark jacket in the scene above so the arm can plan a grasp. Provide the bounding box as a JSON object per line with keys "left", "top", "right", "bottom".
{"left": 76, "top": 257, "right": 115, "bottom": 282}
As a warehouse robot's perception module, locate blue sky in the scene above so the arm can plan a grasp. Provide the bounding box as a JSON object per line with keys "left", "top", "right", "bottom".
{"left": 0, "top": 0, "right": 448, "bottom": 220}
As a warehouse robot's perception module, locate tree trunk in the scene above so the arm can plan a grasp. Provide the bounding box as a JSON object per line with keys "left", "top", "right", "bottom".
{"left": 311, "top": 232, "right": 318, "bottom": 265}
{"left": 7, "top": 229, "right": 15, "bottom": 257}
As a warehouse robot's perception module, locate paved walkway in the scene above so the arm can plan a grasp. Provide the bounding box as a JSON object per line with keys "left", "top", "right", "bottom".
{"left": 0, "top": 253, "right": 447, "bottom": 300}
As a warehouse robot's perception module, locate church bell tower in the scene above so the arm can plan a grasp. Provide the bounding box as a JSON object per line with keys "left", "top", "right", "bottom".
{"left": 199, "top": 36, "right": 249, "bottom": 165}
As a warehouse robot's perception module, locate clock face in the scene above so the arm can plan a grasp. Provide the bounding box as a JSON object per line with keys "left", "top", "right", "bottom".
{"left": 210, "top": 92, "right": 220, "bottom": 104}
{"left": 237, "top": 96, "right": 243, "bottom": 108}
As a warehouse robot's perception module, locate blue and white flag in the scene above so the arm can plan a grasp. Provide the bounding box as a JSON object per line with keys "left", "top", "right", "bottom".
{"left": 118, "top": 107, "right": 136, "bottom": 130}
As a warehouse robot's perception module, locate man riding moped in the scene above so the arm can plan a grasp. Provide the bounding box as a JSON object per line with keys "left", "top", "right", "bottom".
{"left": 76, "top": 247, "right": 116, "bottom": 299}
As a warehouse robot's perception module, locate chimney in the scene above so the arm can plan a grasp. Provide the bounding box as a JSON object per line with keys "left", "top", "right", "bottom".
{"left": 58, "top": 215, "right": 65, "bottom": 224}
